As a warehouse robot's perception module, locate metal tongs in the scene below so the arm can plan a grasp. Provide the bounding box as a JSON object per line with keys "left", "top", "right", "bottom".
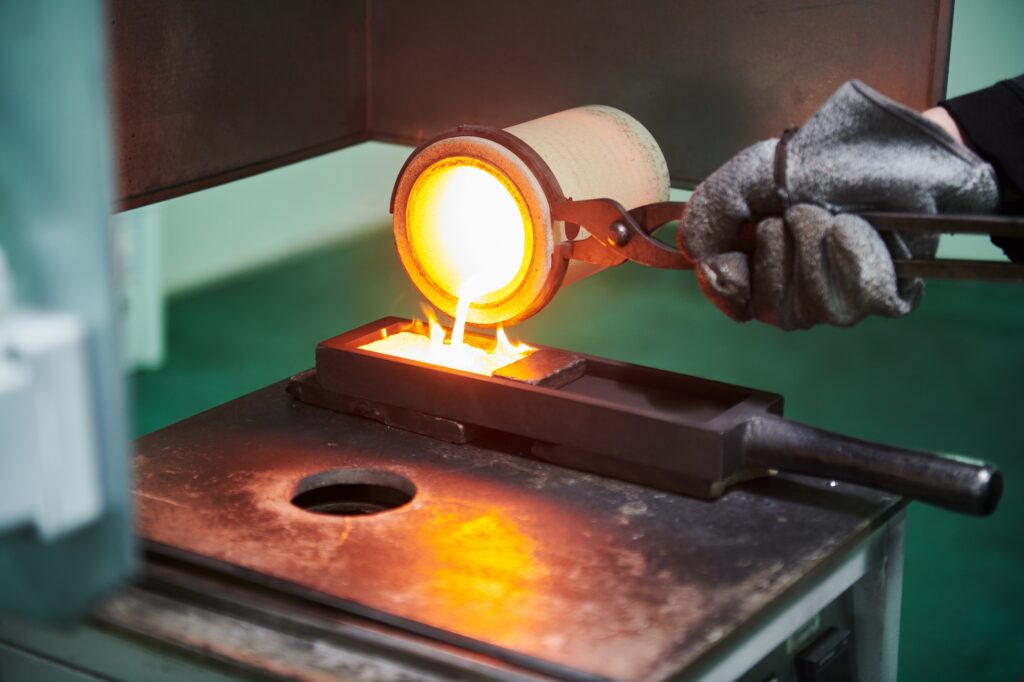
{"left": 553, "top": 199, "right": 1024, "bottom": 282}
{"left": 552, "top": 199, "right": 690, "bottom": 269}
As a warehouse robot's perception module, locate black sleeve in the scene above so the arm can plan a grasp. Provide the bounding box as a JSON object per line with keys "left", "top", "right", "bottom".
{"left": 940, "top": 75, "right": 1024, "bottom": 262}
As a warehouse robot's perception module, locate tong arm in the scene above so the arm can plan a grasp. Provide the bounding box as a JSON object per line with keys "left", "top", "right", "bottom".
{"left": 553, "top": 198, "right": 1024, "bottom": 282}
{"left": 735, "top": 210, "right": 1024, "bottom": 282}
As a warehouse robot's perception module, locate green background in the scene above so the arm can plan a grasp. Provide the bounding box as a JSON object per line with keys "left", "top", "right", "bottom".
{"left": 133, "top": 2, "right": 1024, "bottom": 679}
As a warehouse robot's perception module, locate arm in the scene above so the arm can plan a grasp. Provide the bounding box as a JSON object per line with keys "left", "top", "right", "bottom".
{"left": 922, "top": 106, "right": 968, "bottom": 146}
{"left": 939, "top": 76, "right": 1024, "bottom": 261}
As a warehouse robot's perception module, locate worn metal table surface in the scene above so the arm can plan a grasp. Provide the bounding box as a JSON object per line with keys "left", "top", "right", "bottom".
{"left": 134, "top": 380, "right": 904, "bottom": 681}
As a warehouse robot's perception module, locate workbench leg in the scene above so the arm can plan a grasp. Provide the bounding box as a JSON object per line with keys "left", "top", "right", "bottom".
{"left": 851, "top": 510, "right": 906, "bottom": 682}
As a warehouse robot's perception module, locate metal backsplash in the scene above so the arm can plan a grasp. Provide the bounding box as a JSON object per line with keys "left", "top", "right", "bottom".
{"left": 369, "top": 0, "right": 953, "bottom": 188}
{"left": 108, "top": 0, "right": 952, "bottom": 209}
{"left": 108, "top": 0, "right": 368, "bottom": 209}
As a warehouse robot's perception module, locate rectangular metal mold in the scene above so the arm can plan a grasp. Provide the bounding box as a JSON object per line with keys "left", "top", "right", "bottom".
{"left": 306, "top": 317, "right": 784, "bottom": 498}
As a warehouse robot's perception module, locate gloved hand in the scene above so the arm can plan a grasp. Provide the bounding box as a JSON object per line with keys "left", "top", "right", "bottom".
{"left": 678, "top": 80, "right": 1000, "bottom": 330}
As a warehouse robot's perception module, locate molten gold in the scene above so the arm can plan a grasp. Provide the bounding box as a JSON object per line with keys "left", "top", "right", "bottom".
{"left": 360, "top": 297, "right": 533, "bottom": 376}
{"left": 405, "top": 156, "right": 534, "bottom": 306}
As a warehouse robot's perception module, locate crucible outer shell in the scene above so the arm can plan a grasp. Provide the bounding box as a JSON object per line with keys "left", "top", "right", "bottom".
{"left": 392, "top": 105, "right": 670, "bottom": 326}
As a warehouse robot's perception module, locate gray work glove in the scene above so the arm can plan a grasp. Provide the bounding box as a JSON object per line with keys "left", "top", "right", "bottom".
{"left": 678, "top": 80, "right": 999, "bottom": 330}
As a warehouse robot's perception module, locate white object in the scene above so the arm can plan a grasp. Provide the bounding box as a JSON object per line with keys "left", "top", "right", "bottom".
{"left": 115, "top": 206, "right": 165, "bottom": 370}
{"left": 0, "top": 249, "right": 103, "bottom": 540}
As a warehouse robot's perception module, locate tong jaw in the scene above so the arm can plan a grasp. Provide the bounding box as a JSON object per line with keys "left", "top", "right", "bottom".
{"left": 551, "top": 199, "right": 690, "bottom": 269}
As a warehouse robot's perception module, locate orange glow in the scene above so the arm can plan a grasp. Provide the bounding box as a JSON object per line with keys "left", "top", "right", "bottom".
{"left": 414, "top": 508, "right": 550, "bottom": 642}
{"left": 359, "top": 296, "right": 534, "bottom": 376}
{"left": 405, "top": 157, "right": 533, "bottom": 305}
{"left": 495, "top": 326, "right": 533, "bottom": 356}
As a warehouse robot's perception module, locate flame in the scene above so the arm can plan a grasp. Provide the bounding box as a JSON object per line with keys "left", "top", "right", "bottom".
{"left": 360, "top": 292, "right": 534, "bottom": 376}
{"left": 422, "top": 303, "right": 446, "bottom": 347}
{"left": 495, "top": 326, "right": 534, "bottom": 356}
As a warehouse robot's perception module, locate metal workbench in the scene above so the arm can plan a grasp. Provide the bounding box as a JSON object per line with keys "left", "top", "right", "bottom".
{"left": 0, "top": 381, "right": 906, "bottom": 681}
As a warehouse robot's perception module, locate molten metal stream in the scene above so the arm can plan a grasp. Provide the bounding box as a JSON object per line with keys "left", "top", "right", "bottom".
{"left": 359, "top": 293, "right": 533, "bottom": 376}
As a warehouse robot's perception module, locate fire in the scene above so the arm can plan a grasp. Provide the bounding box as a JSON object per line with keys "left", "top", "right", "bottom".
{"left": 495, "top": 326, "right": 533, "bottom": 356}
{"left": 359, "top": 292, "right": 534, "bottom": 376}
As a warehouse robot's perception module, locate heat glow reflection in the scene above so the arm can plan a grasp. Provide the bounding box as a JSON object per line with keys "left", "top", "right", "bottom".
{"left": 414, "top": 509, "right": 550, "bottom": 642}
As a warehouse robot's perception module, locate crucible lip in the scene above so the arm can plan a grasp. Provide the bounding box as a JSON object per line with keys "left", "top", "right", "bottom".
{"left": 291, "top": 468, "right": 417, "bottom": 517}
{"left": 392, "top": 131, "right": 568, "bottom": 327}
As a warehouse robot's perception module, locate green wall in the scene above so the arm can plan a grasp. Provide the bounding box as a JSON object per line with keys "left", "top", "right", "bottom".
{"left": 947, "top": 0, "right": 1024, "bottom": 97}
{"left": 935, "top": 0, "right": 1024, "bottom": 260}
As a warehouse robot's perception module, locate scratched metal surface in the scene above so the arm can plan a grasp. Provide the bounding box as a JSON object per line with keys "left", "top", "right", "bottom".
{"left": 135, "top": 382, "right": 901, "bottom": 682}
{"left": 368, "top": 0, "right": 953, "bottom": 187}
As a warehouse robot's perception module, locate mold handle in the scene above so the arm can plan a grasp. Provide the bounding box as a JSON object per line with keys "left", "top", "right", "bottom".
{"left": 741, "top": 415, "right": 1002, "bottom": 516}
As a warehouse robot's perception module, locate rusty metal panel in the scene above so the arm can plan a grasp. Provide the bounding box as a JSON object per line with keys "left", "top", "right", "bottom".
{"left": 368, "top": 0, "right": 954, "bottom": 188}
{"left": 134, "top": 381, "right": 903, "bottom": 681}
{"left": 108, "top": 0, "right": 367, "bottom": 209}
{"left": 107, "top": 0, "right": 951, "bottom": 206}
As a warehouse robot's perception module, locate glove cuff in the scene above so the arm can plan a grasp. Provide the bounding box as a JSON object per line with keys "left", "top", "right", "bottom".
{"left": 786, "top": 80, "right": 1000, "bottom": 215}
